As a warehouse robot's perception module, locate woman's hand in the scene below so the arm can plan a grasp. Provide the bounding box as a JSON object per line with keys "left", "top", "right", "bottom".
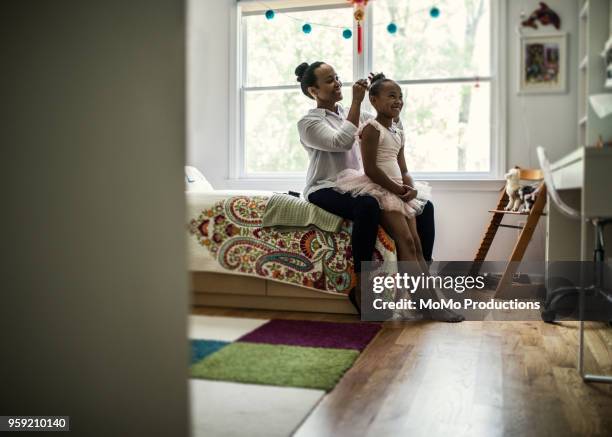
{"left": 352, "top": 79, "right": 368, "bottom": 103}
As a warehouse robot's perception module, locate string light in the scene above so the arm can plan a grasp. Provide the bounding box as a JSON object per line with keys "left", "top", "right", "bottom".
{"left": 259, "top": 3, "right": 443, "bottom": 41}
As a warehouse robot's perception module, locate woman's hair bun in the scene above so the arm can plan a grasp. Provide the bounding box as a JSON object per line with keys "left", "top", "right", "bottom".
{"left": 295, "top": 62, "right": 309, "bottom": 82}
{"left": 370, "top": 72, "right": 386, "bottom": 83}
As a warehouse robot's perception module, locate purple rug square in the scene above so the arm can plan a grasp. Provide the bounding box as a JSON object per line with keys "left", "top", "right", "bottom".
{"left": 237, "top": 319, "right": 381, "bottom": 351}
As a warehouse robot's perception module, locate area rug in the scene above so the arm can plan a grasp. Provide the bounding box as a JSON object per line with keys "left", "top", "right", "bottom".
{"left": 190, "top": 317, "right": 381, "bottom": 391}
{"left": 190, "top": 379, "right": 325, "bottom": 437}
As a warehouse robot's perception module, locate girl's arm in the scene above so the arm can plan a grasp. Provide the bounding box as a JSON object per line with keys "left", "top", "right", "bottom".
{"left": 397, "top": 148, "right": 418, "bottom": 201}
{"left": 361, "top": 125, "right": 406, "bottom": 195}
{"left": 397, "top": 148, "right": 414, "bottom": 187}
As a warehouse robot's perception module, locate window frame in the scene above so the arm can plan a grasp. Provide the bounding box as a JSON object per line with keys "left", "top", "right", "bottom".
{"left": 229, "top": 0, "right": 506, "bottom": 183}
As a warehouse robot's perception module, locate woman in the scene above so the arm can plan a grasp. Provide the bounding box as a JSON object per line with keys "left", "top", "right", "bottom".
{"left": 295, "top": 61, "right": 439, "bottom": 315}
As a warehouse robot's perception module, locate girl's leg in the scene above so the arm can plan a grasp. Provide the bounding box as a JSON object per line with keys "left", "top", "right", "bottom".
{"left": 383, "top": 212, "right": 463, "bottom": 323}
{"left": 406, "top": 217, "right": 426, "bottom": 266}
{"left": 380, "top": 211, "right": 418, "bottom": 261}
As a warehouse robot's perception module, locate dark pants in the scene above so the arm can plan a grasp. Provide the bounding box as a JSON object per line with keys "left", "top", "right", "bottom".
{"left": 416, "top": 201, "right": 435, "bottom": 262}
{"left": 308, "top": 189, "right": 435, "bottom": 272}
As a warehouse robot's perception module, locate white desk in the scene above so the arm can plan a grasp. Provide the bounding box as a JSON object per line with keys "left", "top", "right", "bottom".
{"left": 546, "top": 147, "right": 612, "bottom": 261}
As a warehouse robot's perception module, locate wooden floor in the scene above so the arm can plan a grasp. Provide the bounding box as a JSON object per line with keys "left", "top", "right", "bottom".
{"left": 192, "top": 307, "right": 612, "bottom": 437}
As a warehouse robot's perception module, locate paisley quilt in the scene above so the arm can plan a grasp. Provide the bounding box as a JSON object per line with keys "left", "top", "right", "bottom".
{"left": 188, "top": 195, "right": 397, "bottom": 294}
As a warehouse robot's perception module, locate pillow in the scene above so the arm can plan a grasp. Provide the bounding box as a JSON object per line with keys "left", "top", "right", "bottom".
{"left": 185, "top": 166, "right": 214, "bottom": 191}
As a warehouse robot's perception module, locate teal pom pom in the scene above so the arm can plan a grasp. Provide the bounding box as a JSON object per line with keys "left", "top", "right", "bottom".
{"left": 430, "top": 7, "right": 440, "bottom": 18}
{"left": 342, "top": 28, "right": 352, "bottom": 39}
{"left": 387, "top": 23, "right": 397, "bottom": 34}
{"left": 265, "top": 10, "right": 275, "bottom": 20}
{"left": 302, "top": 23, "right": 312, "bottom": 34}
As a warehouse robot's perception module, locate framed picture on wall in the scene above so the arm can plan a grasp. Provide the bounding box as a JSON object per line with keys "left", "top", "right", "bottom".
{"left": 518, "top": 33, "right": 567, "bottom": 94}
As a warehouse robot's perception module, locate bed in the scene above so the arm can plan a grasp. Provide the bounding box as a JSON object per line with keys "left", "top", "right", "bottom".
{"left": 186, "top": 174, "right": 397, "bottom": 314}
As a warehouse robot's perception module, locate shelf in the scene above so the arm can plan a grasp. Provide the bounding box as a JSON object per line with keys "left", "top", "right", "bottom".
{"left": 580, "top": 1, "right": 589, "bottom": 19}
{"left": 576, "top": 0, "right": 612, "bottom": 148}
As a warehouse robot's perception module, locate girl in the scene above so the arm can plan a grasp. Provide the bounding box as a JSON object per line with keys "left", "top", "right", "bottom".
{"left": 334, "top": 73, "right": 430, "bottom": 265}
{"left": 335, "top": 73, "right": 463, "bottom": 322}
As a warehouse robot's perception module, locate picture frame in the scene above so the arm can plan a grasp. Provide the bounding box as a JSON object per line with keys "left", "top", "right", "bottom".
{"left": 518, "top": 32, "right": 567, "bottom": 94}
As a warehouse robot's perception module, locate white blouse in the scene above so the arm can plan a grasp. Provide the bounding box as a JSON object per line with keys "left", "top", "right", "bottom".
{"left": 298, "top": 104, "right": 372, "bottom": 199}
{"left": 298, "top": 104, "right": 402, "bottom": 199}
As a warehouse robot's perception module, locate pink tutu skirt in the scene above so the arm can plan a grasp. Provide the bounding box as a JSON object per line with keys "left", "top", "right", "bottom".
{"left": 334, "top": 169, "right": 431, "bottom": 218}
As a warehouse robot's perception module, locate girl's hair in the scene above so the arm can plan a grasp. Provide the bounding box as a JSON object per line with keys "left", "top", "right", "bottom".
{"left": 295, "top": 61, "right": 324, "bottom": 99}
{"left": 369, "top": 72, "right": 394, "bottom": 96}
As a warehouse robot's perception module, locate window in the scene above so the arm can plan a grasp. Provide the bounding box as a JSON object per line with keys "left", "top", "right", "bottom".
{"left": 234, "top": 0, "right": 502, "bottom": 179}
{"left": 237, "top": 2, "right": 354, "bottom": 176}
{"left": 372, "top": 0, "right": 494, "bottom": 176}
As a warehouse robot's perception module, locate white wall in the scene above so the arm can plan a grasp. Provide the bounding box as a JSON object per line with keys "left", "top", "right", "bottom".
{"left": 507, "top": 0, "right": 579, "bottom": 165}
{"left": 188, "top": 0, "right": 234, "bottom": 189}
{"left": 187, "top": 0, "right": 580, "bottom": 261}
{"left": 2, "top": 1, "right": 189, "bottom": 434}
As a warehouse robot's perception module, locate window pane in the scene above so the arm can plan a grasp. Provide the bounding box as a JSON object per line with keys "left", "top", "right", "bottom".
{"left": 373, "top": 0, "right": 491, "bottom": 80}
{"left": 244, "top": 87, "right": 351, "bottom": 173}
{"left": 400, "top": 82, "right": 490, "bottom": 173}
{"left": 244, "top": 7, "right": 353, "bottom": 87}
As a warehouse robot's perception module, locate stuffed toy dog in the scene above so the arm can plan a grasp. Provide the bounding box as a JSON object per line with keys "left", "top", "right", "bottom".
{"left": 504, "top": 167, "right": 521, "bottom": 211}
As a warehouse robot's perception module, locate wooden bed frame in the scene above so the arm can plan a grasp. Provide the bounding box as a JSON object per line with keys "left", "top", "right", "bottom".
{"left": 191, "top": 271, "right": 356, "bottom": 314}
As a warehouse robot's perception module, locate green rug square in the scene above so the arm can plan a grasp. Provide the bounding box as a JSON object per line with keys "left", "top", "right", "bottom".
{"left": 190, "top": 342, "right": 359, "bottom": 391}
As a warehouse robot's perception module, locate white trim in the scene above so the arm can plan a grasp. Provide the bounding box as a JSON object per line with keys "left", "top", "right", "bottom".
{"left": 395, "top": 77, "right": 492, "bottom": 85}
{"left": 236, "top": 170, "right": 501, "bottom": 181}
{"left": 242, "top": 3, "right": 350, "bottom": 16}
{"left": 239, "top": 0, "right": 347, "bottom": 13}
{"left": 244, "top": 83, "right": 358, "bottom": 92}
{"left": 224, "top": 177, "right": 504, "bottom": 192}
{"left": 492, "top": 0, "right": 507, "bottom": 179}
{"left": 361, "top": 5, "right": 374, "bottom": 114}
{"left": 228, "top": 2, "right": 241, "bottom": 180}
{"left": 239, "top": 13, "right": 249, "bottom": 179}
{"left": 352, "top": 9, "right": 361, "bottom": 80}
{"left": 422, "top": 179, "right": 504, "bottom": 192}
{"left": 361, "top": 2, "right": 373, "bottom": 80}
